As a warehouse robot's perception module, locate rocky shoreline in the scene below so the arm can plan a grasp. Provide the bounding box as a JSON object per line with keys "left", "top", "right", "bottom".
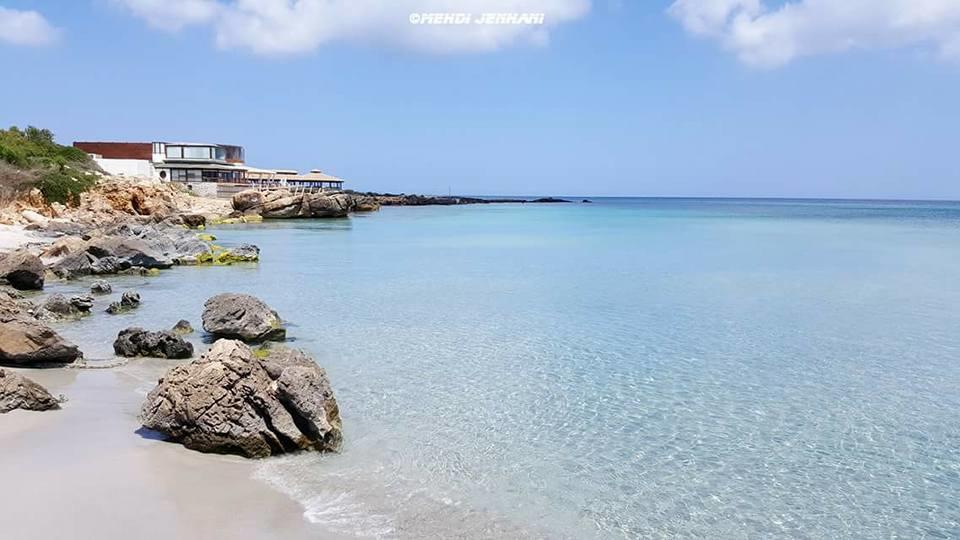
{"left": 0, "top": 178, "right": 349, "bottom": 459}
{"left": 0, "top": 177, "right": 582, "bottom": 458}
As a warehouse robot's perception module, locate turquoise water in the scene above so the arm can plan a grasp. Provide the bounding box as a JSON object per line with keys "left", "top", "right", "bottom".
{"left": 56, "top": 199, "right": 960, "bottom": 537}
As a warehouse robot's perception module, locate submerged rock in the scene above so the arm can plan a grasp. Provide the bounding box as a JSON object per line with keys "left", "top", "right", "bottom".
{"left": 217, "top": 244, "right": 260, "bottom": 263}
{"left": 139, "top": 340, "right": 341, "bottom": 458}
{"left": 90, "top": 279, "right": 112, "bottom": 294}
{"left": 0, "top": 369, "right": 61, "bottom": 413}
{"left": 0, "top": 319, "right": 82, "bottom": 366}
{"left": 106, "top": 290, "right": 141, "bottom": 314}
{"left": 113, "top": 327, "right": 193, "bottom": 359}
{"left": 171, "top": 319, "right": 194, "bottom": 335}
{"left": 0, "top": 250, "right": 45, "bottom": 290}
{"left": 202, "top": 293, "right": 285, "bottom": 342}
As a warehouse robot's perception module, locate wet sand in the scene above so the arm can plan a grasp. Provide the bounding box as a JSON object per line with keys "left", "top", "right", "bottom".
{"left": 0, "top": 360, "right": 343, "bottom": 540}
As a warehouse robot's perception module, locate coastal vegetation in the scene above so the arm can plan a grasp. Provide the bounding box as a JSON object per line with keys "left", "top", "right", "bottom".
{"left": 0, "top": 126, "right": 99, "bottom": 205}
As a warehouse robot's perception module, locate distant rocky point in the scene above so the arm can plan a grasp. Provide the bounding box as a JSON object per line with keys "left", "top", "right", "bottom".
{"left": 358, "top": 192, "right": 573, "bottom": 206}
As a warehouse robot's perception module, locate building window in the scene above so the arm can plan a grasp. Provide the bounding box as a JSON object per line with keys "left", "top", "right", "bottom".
{"left": 214, "top": 147, "right": 226, "bottom": 161}
{"left": 152, "top": 142, "right": 163, "bottom": 154}
{"left": 183, "top": 146, "right": 212, "bottom": 159}
{"left": 166, "top": 146, "right": 183, "bottom": 159}
{"left": 159, "top": 170, "right": 167, "bottom": 180}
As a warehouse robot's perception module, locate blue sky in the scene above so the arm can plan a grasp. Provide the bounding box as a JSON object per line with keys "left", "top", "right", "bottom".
{"left": 1, "top": 1, "right": 959, "bottom": 198}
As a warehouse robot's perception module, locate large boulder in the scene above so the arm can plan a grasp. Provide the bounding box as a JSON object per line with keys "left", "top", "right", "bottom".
{"left": 0, "top": 319, "right": 82, "bottom": 366}
{"left": 232, "top": 190, "right": 265, "bottom": 213}
{"left": 85, "top": 236, "right": 173, "bottom": 269}
{"left": 0, "top": 250, "right": 45, "bottom": 290}
{"left": 260, "top": 195, "right": 303, "bottom": 219}
{"left": 39, "top": 235, "right": 88, "bottom": 263}
{"left": 139, "top": 340, "right": 341, "bottom": 458}
{"left": 202, "top": 293, "right": 285, "bottom": 342}
{"left": 0, "top": 369, "right": 61, "bottom": 413}
{"left": 301, "top": 192, "right": 351, "bottom": 218}
{"left": 113, "top": 327, "right": 193, "bottom": 359}
{"left": 90, "top": 255, "right": 130, "bottom": 275}
{"left": 50, "top": 251, "right": 95, "bottom": 279}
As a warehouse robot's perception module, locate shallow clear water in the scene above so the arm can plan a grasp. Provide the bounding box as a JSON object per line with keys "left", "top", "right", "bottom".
{"left": 53, "top": 199, "right": 960, "bottom": 538}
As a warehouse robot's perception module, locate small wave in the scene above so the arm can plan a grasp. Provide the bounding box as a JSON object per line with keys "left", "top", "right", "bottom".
{"left": 254, "top": 460, "right": 396, "bottom": 538}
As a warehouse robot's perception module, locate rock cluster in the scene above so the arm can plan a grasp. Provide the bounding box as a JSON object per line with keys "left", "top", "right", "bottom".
{"left": 44, "top": 222, "right": 260, "bottom": 277}
{"left": 0, "top": 369, "right": 61, "bottom": 413}
{"left": 38, "top": 294, "right": 94, "bottom": 321}
{"left": 90, "top": 279, "right": 112, "bottom": 294}
{"left": 113, "top": 327, "right": 193, "bottom": 359}
{"left": 45, "top": 223, "right": 217, "bottom": 279}
{"left": 2, "top": 179, "right": 230, "bottom": 229}
{"left": 202, "top": 293, "right": 285, "bottom": 342}
{"left": 139, "top": 339, "right": 341, "bottom": 458}
{"left": 107, "top": 290, "right": 141, "bottom": 314}
{"left": 231, "top": 189, "right": 380, "bottom": 219}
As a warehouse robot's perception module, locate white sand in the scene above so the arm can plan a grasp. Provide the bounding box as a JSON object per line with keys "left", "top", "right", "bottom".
{"left": 0, "top": 361, "right": 347, "bottom": 540}
{"left": 0, "top": 224, "right": 40, "bottom": 252}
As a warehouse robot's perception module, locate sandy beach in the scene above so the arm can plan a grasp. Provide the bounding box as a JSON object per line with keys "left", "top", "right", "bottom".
{"left": 0, "top": 359, "right": 342, "bottom": 539}
{"left": 0, "top": 224, "right": 41, "bottom": 253}
{"left": 0, "top": 182, "right": 363, "bottom": 539}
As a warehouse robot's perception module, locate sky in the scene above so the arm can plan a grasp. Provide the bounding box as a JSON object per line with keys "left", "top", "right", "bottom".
{"left": 1, "top": 0, "right": 959, "bottom": 199}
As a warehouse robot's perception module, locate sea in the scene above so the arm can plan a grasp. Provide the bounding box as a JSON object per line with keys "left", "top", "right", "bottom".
{"left": 55, "top": 198, "right": 960, "bottom": 538}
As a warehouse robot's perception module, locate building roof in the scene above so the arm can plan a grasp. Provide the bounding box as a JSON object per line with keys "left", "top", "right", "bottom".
{"left": 156, "top": 162, "right": 249, "bottom": 171}
{"left": 292, "top": 171, "right": 344, "bottom": 182}
{"left": 160, "top": 142, "right": 240, "bottom": 147}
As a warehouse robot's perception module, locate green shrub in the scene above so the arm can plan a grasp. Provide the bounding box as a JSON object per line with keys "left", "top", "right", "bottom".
{"left": 0, "top": 125, "right": 98, "bottom": 205}
{"left": 0, "top": 143, "right": 27, "bottom": 168}
{"left": 38, "top": 170, "right": 97, "bottom": 204}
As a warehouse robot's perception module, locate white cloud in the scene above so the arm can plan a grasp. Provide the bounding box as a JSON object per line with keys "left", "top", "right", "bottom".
{"left": 117, "top": 0, "right": 221, "bottom": 31}
{"left": 115, "top": 0, "right": 590, "bottom": 55}
{"left": 0, "top": 6, "right": 59, "bottom": 46}
{"left": 668, "top": 0, "right": 960, "bottom": 67}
